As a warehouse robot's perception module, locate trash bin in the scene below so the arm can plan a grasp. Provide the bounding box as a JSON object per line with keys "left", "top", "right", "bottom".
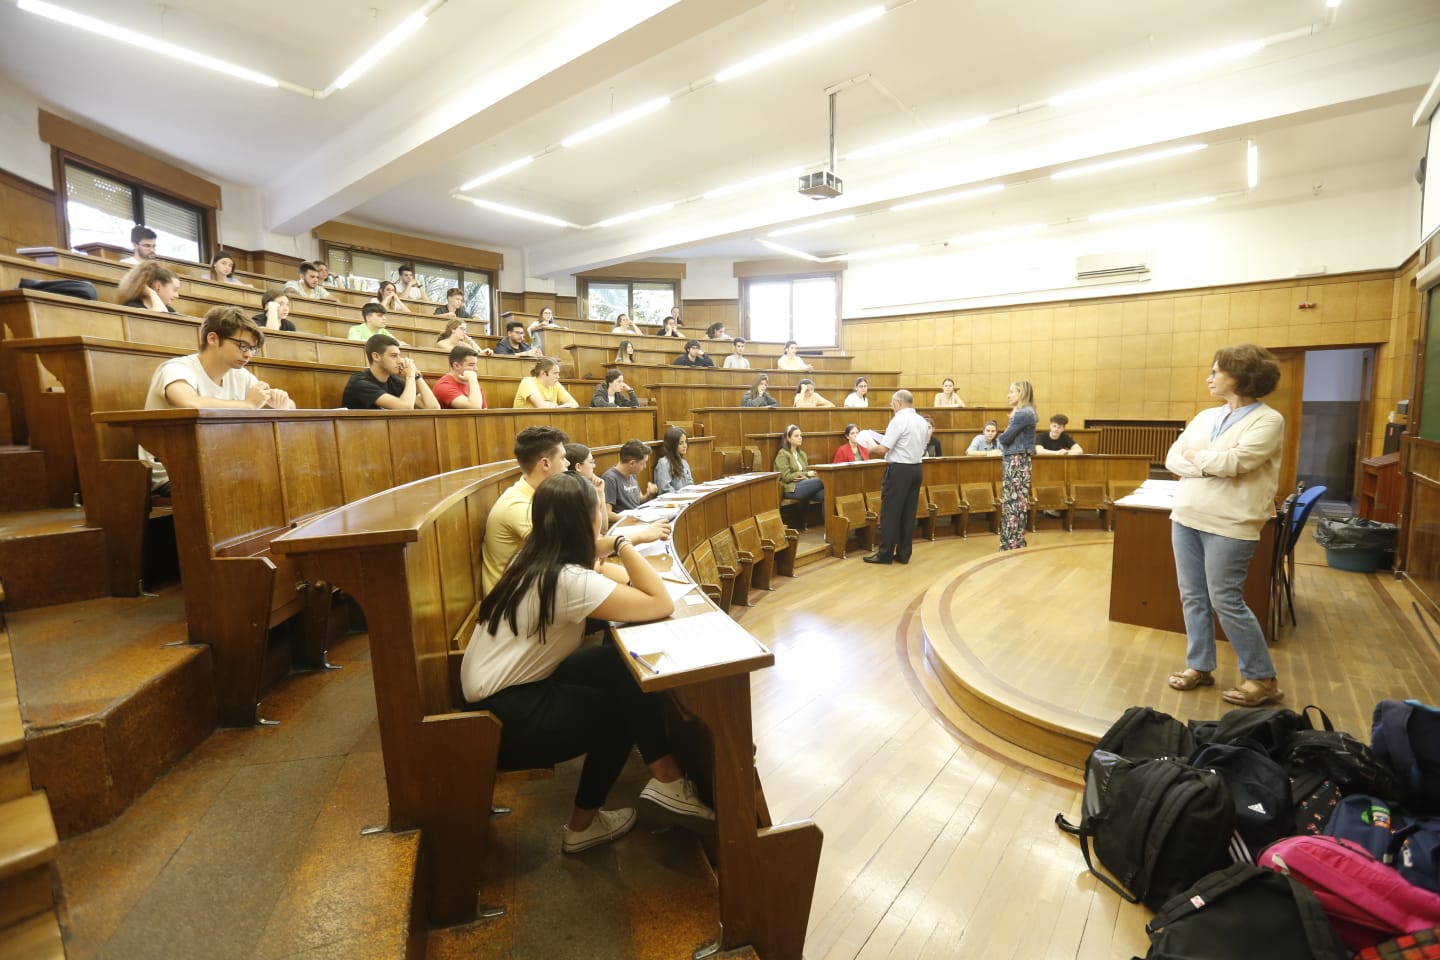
{"left": 1313, "top": 517, "right": 1398, "bottom": 572}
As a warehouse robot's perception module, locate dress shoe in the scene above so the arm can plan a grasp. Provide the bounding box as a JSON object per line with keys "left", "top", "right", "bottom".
{"left": 862, "top": 554, "right": 893, "bottom": 565}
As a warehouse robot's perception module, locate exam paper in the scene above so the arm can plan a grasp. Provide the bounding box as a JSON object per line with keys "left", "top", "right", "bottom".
{"left": 619, "top": 610, "right": 769, "bottom": 671}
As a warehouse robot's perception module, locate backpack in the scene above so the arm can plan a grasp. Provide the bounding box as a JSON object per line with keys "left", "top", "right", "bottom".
{"left": 1284, "top": 729, "right": 1408, "bottom": 805}
{"left": 17, "top": 277, "right": 99, "bottom": 300}
{"left": 1260, "top": 835, "right": 1440, "bottom": 951}
{"left": 1055, "top": 751, "right": 1235, "bottom": 909}
{"left": 1353, "top": 927, "right": 1440, "bottom": 960}
{"left": 1397, "top": 820, "right": 1440, "bottom": 894}
{"left": 1373, "top": 700, "right": 1440, "bottom": 815}
{"left": 1192, "top": 704, "right": 1331, "bottom": 759}
{"left": 1326, "top": 796, "right": 1440, "bottom": 894}
{"left": 1138, "top": 861, "right": 1349, "bottom": 960}
{"left": 1097, "top": 706, "right": 1195, "bottom": 761}
{"left": 1191, "top": 740, "right": 1294, "bottom": 860}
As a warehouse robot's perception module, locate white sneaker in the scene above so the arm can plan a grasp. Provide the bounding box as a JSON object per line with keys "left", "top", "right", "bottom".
{"left": 561, "top": 807, "right": 637, "bottom": 854}
{"left": 639, "top": 778, "right": 716, "bottom": 822}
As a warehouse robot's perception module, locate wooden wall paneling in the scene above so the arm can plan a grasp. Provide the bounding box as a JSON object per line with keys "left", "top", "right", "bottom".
{"left": 435, "top": 415, "right": 481, "bottom": 473}
{"left": 199, "top": 420, "right": 287, "bottom": 548}
{"left": 275, "top": 419, "right": 345, "bottom": 520}
{"left": 0, "top": 168, "right": 61, "bottom": 252}
{"left": 436, "top": 506, "right": 476, "bottom": 644}
{"left": 336, "top": 419, "right": 395, "bottom": 501}
{"left": 389, "top": 417, "right": 442, "bottom": 486}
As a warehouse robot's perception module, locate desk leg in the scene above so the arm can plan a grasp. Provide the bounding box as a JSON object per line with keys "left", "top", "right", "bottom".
{"left": 672, "top": 674, "right": 822, "bottom": 960}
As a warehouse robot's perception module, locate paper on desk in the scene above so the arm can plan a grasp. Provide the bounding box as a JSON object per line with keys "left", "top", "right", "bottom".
{"left": 619, "top": 610, "right": 769, "bottom": 671}
{"left": 622, "top": 505, "right": 680, "bottom": 522}
{"left": 664, "top": 580, "right": 699, "bottom": 601}
{"left": 634, "top": 538, "right": 669, "bottom": 557}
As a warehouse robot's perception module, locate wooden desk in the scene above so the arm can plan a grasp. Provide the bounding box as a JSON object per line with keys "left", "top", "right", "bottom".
{"left": 1109, "top": 504, "right": 1276, "bottom": 642}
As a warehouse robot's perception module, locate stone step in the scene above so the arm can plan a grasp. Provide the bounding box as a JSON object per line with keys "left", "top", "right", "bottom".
{"left": 0, "top": 509, "right": 109, "bottom": 610}
{"left": 0, "top": 791, "right": 59, "bottom": 930}
{"left": 0, "top": 446, "right": 48, "bottom": 512}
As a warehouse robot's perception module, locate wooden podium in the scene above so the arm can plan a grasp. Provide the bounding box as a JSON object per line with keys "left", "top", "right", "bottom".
{"left": 1109, "top": 503, "right": 1276, "bottom": 643}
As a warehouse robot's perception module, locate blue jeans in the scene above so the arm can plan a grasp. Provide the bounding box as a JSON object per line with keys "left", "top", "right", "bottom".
{"left": 1171, "top": 521, "right": 1276, "bottom": 680}
{"left": 786, "top": 477, "right": 824, "bottom": 505}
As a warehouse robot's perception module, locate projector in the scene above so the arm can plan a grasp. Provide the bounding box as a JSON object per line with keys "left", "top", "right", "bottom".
{"left": 799, "top": 170, "right": 843, "bottom": 199}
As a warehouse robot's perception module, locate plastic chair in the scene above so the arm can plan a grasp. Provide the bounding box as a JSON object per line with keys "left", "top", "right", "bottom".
{"left": 1281, "top": 484, "right": 1327, "bottom": 626}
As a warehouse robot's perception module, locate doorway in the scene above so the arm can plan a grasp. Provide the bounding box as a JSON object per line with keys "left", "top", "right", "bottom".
{"left": 1297, "top": 347, "right": 1374, "bottom": 507}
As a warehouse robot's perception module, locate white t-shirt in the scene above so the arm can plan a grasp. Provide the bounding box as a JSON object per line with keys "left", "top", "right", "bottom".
{"left": 461, "top": 565, "right": 618, "bottom": 702}
{"left": 723, "top": 354, "right": 751, "bottom": 369}
{"left": 141, "top": 354, "right": 259, "bottom": 486}
{"left": 844, "top": 392, "right": 868, "bottom": 407}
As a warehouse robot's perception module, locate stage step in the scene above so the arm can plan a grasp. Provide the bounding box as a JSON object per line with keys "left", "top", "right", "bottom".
{"left": 0, "top": 910, "right": 65, "bottom": 960}
{"left": 0, "top": 446, "right": 48, "bottom": 512}
{"left": 0, "top": 508, "right": 109, "bottom": 610}
{"left": 8, "top": 586, "right": 214, "bottom": 837}
{"left": 0, "top": 791, "right": 59, "bottom": 931}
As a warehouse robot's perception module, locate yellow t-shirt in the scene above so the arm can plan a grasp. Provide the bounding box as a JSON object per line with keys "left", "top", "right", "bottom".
{"left": 513, "top": 377, "right": 575, "bottom": 408}
{"left": 482, "top": 478, "right": 534, "bottom": 592}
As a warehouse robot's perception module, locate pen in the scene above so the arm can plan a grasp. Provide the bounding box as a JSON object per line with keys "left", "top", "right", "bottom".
{"left": 629, "top": 650, "right": 659, "bottom": 674}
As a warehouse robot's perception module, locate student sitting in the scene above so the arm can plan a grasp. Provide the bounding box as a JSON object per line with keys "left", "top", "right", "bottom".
{"left": 833, "top": 423, "right": 871, "bottom": 463}
{"left": 120, "top": 225, "right": 156, "bottom": 265}
{"left": 347, "top": 302, "right": 398, "bottom": 342}
{"left": 528, "top": 307, "right": 563, "bottom": 351}
{"left": 723, "top": 338, "right": 751, "bottom": 369}
{"left": 1036, "top": 414, "right": 1084, "bottom": 454}
{"left": 611, "top": 313, "right": 639, "bottom": 334}
{"left": 658, "top": 315, "right": 683, "bottom": 338}
{"left": 672, "top": 340, "right": 714, "bottom": 367}
{"left": 118, "top": 261, "right": 181, "bottom": 313}
{"left": 923, "top": 416, "right": 942, "bottom": 457}
{"left": 602, "top": 439, "right": 658, "bottom": 513}
{"left": 774, "top": 425, "right": 824, "bottom": 526}
{"left": 653, "top": 426, "right": 693, "bottom": 492}
{"left": 395, "top": 264, "right": 430, "bottom": 303}
{"left": 370, "top": 280, "right": 411, "bottom": 314}
{"left": 614, "top": 339, "right": 637, "bottom": 364}
{"left": 433, "top": 287, "right": 472, "bottom": 318}
{"left": 204, "top": 252, "right": 253, "bottom": 287}
{"left": 341, "top": 334, "right": 440, "bottom": 410}
{"left": 514, "top": 357, "right": 579, "bottom": 408}
{"left": 461, "top": 472, "right": 713, "bottom": 854}
{"left": 591, "top": 368, "right": 639, "bottom": 407}
{"left": 495, "top": 319, "right": 541, "bottom": 357}
{"left": 741, "top": 373, "right": 778, "bottom": 407}
{"left": 284, "top": 261, "right": 332, "bottom": 300}
{"left": 705, "top": 322, "right": 731, "bottom": 340}
{"left": 967, "top": 419, "right": 1001, "bottom": 456}
{"left": 777, "top": 340, "right": 812, "bottom": 372}
{"left": 844, "top": 377, "right": 869, "bottom": 407}
{"left": 934, "top": 378, "right": 964, "bottom": 407}
{"left": 253, "top": 289, "right": 296, "bottom": 332}
{"left": 793, "top": 378, "right": 834, "bottom": 408}
{"left": 432, "top": 344, "right": 487, "bottom": 409}
{"left": 436, "top": 317, "right": 490, "bottom": 353}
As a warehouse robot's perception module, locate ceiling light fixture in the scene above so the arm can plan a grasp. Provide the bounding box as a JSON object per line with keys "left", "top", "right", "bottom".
{"left": 703, "top": 167, "right": 805, "bottom": 200}
{"left": 595, "top": 202, "right": 675, "bottom": 228}
{"left": 759, "top": 240, "right": 824, "bottom": 262}
{"left": 767, "top": 214, "right": 856, "bottom": 238}
{"left": 1050, "top": 143, "right": 1208, "bottom": 180}
{"left": 890, "top": 183, "right": 1004, "bottom": 212}
{"left": 461, "top": 156, "right": 535, "bottom": 191}
{"left": 1049, "top": 40, "right": 1265, "bottom": 108}
{"left": 1325, "top": 0, "right": 1342, "bottom": 7}
{"left": 332, "top": 10, "right": 430, "bottom": 90}
{"left": 1247, "top": 141, "right": 1259, "bottom": 189}
{"left": 947, "top": 223, "right": 1047, "bottom": 245}
{"left": 1088, "top": 195, "right": 1216, "bottom": 222}
{"left": 833, "top": 243, "right": 920, "bottom": 262}
{"left": 17, "top": 0, "right": 280, "bottom": 87}
{"left": 458, "top": 196, "right": 575, "bottom": 228}
{"left": 561, "top": 97, "right": 670, "bottom": 148}
{"left": 845, "top": 114, "right": 990, "bottom": 161}
{"left": 714, "top": 5, "right": 885, "bottom": 84}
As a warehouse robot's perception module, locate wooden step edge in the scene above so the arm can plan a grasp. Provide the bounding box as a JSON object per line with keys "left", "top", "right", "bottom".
{"left": 0, "top": 793, "right": 59, "bottom": 880}
{"left": 0, "top": 910, "right": 65, "bottom": 960}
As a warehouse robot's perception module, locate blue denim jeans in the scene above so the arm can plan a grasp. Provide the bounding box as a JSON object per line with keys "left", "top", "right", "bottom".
{"left": 1171, "top": 521, "right": 1276, "bottom": 680}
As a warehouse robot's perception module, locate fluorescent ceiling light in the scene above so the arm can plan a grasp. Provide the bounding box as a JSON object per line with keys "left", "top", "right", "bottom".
{"left": 948, "top": 223, "right": 1047, "bottom": 245}
{"left": 1050, "top": 143, "right": 1208, "bottom": 180}
{"left": 333, "top": 11, "right": 428, "bottom": 89}
{"left": 561, "top": 97, "right": 670, "bottom": 148}
{"left": 18, "top": 0, "right": 280, "bottom": 87}
{"left": 595, "top": 202, "right": 675, "bottom": 228}
{"left": 836, "top": 243, "right": 919, "bottom": 262}
{"left": 760, "top": 240, "right": 824, "bottom": 262}
{"left": 1247, "top": 142, "right": 1259, "bottom": 189}
{"left": 461, "top": 156, "right": 534, "bottom": 191}
{"left": 767, "top": 215, "right": 855, "bottom": 238}
{"left": 1049, "top": 40, "right": 1265, "bottom": 108}
{"left": 1326, "top": 0, "right": 1342, "bottom": 7}
{"left": 890, "top": 183, "right": 1004, "bottom": 213}
{"left": 1088, "top": 195, "right": 1216, "bottom": 222}
{"left": 846, "top": 115, "right": 990, "bottom": 161}
{"left": 715, "top": 5, "right": 885, "bottom": 83}
{"left": 459, "top": 196, "right": 574, "bottom": 228}
{"left": 703, "top": 167, "right": 804, "bottom": 200}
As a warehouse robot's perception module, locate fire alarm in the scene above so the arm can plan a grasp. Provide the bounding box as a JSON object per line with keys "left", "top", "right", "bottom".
{"left": 1297, "top": 301, "right": 1317, "bottom": 310}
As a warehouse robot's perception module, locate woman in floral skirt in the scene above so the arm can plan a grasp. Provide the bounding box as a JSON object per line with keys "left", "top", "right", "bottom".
{"left": 995, "top": 380, "right": 1037, "bottom": 550}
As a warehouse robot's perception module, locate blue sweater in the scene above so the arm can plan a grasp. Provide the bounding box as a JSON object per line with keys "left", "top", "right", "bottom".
{"left": 997, "top": 407, "right": 1036, "bottom": 455}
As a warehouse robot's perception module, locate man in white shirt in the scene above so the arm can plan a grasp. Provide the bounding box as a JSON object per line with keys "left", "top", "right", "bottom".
{"left": 863, "top": 390, "right": 928, "bottom": 566}
{"left": 396, "top": 264, "right": 430, "bottom": 303}
{"left": 723, "top": 338, "right": 751, "bottom": 369}
{"left": 284, "top": 262, "right": 331, "bottom": 300}
{"left": 142, "top": 305, "right": 295, "bottom": 490}
{"left": 119, "top": 225, "right": 156, "bottom": 266}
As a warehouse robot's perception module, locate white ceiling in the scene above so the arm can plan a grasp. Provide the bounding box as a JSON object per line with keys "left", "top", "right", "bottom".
{"left": 0, "top": 0, "right": 1436, "bottom": 278}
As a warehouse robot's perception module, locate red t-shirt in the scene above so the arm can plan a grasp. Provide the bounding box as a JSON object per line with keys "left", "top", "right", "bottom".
{"left": 433, "top": 373, "right": 486, "bottom": 409}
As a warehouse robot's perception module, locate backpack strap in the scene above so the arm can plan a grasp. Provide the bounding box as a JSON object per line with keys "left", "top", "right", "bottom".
{"left": 1301, "top": 705, "right": 1334, "bottom": 732}
{"left": 1136, "top": 773, "right": 1205, "bottom": 898}
{"left": 1284, "top": 874, "right": 1350, "bottom": 960}
{"left": 1145, "top": 862, "right": 1255, "bottom": 934}
{"left": 1053, "top": 814, "right": 1141, "bottom": 903}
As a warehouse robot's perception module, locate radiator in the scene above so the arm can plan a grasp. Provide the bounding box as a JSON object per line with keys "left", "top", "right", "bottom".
{"left": 1099, "top": 426, "right": 1181, "bottom": 465}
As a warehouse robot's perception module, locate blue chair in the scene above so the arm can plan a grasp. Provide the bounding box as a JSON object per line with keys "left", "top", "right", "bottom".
{"left": 1280, "top": 484, "right": 1327, "bottom": 626}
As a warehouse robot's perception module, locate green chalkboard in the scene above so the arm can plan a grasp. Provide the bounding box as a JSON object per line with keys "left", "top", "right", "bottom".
{"left": 1424, "top": 286, "right": 1440, "bottom": 442}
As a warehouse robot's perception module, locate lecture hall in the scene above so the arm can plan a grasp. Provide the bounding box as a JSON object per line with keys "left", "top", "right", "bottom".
{"left": 0, "top": 0, "right": 1439, "bottom": 957}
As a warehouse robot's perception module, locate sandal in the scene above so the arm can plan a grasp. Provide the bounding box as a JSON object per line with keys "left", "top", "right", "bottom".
{"left": 1167, "top": 668, "right": 1214, "bottom": 691}
{"left": 1221, "top": 677, "right": 1284, "bottom": 708}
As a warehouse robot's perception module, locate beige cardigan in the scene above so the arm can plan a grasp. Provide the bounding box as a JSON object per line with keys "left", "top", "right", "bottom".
{"left": 1165, "top": 403, "right": 1284, "bottom": 541}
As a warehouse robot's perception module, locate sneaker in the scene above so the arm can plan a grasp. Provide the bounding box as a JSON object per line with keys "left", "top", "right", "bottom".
{"left": 561, "top": 807, "right": 637, "bottom": 854}
{"left": 639, "top": 778, "right": 716, "bottom": 822}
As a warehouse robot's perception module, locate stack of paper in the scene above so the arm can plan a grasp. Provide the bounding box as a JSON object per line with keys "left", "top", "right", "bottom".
{"left": 619, "top": 610, "right": 770, "bottom": 673}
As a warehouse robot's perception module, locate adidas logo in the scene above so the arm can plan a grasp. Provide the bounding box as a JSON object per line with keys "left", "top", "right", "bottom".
{"left": 1247, "top": 802, "right": 1268, "bottom": 815}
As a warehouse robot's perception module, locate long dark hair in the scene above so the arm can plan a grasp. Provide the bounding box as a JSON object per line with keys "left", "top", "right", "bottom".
{"left": 661, "top": 426, "right": 687, "bottom": 479}
{"left": 478, "top": 473, "right": 598, "bottom": 644}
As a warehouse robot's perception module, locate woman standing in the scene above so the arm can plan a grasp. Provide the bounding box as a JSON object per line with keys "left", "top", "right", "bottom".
{"left": 773, "top": 424, "right": 825, "bottom": 526}
{"left": 934, "top": 378, "right": 964, "bottom": 407}
{"left": 844, "top": 377, "right": 869, "bottom": 407}
{"left": 995, "top": 381, "right": 1036, "bottom": 551}
{"left": 741, "top": 373, "right": 778, "bottom": 407}
{"left": 461, "top": 473, "right": 713, "bottom": 853}
{"left": 1165, "top": 345, "right": 1285, "bottom": 707}
{"left": 833, "top": 424, "right": 870, "bottom": 463}
{"left": 653, "top": 426, "right": 693, "bottom": 493}
{"left": 793, "top": 379, "right": 834, "bottom": 408}
{"left": 371, "top": 280, "right": 411, "bottom": 313}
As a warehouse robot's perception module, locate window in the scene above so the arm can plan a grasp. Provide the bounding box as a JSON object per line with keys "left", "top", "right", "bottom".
{"left": 742, "top": 274, "right": 839, "bottom": 346}
{"left": 581, "top": 279, "right": 677, "bottom": 326}
{"left": 63, "top": 162, "right": 206, "bottom": 261}
{"left": 323, "top": 245, "right": 495, "bottom": 332}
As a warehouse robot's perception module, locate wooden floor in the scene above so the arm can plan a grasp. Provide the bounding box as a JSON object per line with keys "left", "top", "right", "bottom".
{"left": 732, "top": 527, "right": 1439, "bottom": 960}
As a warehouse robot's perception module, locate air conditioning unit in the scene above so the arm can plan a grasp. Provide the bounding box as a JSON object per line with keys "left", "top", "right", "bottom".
{"left": 1075, "top": 250, "right": 1151, "bottom": 280}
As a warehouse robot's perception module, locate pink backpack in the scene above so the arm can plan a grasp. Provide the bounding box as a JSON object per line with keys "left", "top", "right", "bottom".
{"left": 1259, "top": 835, "right": 1440, "bottom": 950}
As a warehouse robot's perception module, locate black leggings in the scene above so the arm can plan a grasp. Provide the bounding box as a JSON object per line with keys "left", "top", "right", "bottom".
{"left": 471, "top": 645, "right": 670, "bottom": 811}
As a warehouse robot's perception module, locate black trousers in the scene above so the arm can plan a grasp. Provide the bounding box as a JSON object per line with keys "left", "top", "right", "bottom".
{"left": 876, "top": 461, "right": 923, "bottom": 561}
{"left": 471, "top": 645, "right": 670, "bottom": 811}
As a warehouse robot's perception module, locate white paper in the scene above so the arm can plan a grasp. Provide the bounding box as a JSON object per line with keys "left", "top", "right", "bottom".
{"left": 618, "top": 610, "right": 769, "bottom": 671}
{"left": 664, "top": 580, "right": 699, "bottom": 600}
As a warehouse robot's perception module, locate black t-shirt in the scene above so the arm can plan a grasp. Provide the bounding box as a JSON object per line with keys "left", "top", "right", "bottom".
{"left": 342, "top": 370, "right": 407, "bottom": 409}
{"left": 1036, "top": 431, "right": 1077, "bottom": 451}
{"left": 673, "top": 354, "right": 714, "bottom": 367}
{"left": 433, "top": 306, "right": 473, "bottom": 319}
{"left": 251, "top": 312, "right": 296, "bottom": 332}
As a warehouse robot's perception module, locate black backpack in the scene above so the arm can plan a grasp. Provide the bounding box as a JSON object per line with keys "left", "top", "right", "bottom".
{"left": 1137, "top": 861, "right": 1349, "bottom": 960}
{"left": 1192, "top": 705, "right": 1331, "bottom": 759}
{"left": 17, "top": 277, "right": 99, "bottom": 300}
{"left": 1372, "top": 699, "right": 1440, "bottom": 815}
{"left": 1056, "top": 751, "right": 1236, "bottom": 909}
{"left": 1192, "top": 740, "right": 1295, "bottom": 861}
{"left": 1097, "top": 706, "right": 1195, "bottom": 760}
{"left": 1283, "top": 729, "right": 1408, "bottom": 805}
